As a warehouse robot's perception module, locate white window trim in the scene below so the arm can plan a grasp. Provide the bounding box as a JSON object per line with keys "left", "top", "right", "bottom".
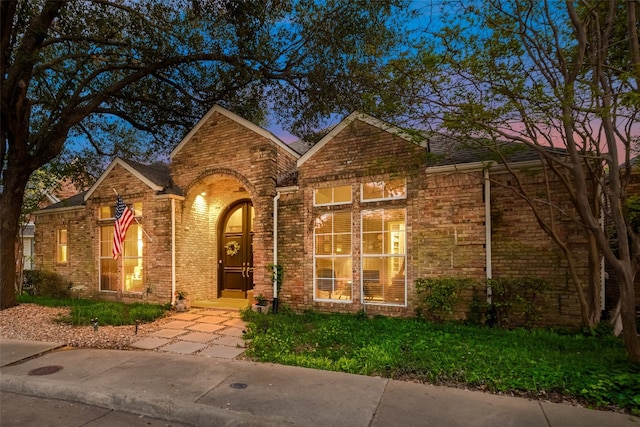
{"left": 99, "top": 225, "right": 117, "bottom": 293}
{"left": 360, "top": 179, "right": 407, "bottom": 202}
{"left": 360, "top": 208, "right": 407, "bottom": 307}
{"left": 313, "top": 211, "right": 353, "bottom": 303}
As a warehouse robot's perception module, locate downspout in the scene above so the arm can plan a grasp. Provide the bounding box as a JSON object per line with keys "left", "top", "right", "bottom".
{"left": 599, "top": 183, "right": 605, "bottom": 312}
{"left": 171, "top": 198, "right": 176, "bottom": 306}
{"left": 484, "top": 169, "right": 492, "bottom": 303}
{"left": 272, "top": 191, "right": 281, "bottom": 313}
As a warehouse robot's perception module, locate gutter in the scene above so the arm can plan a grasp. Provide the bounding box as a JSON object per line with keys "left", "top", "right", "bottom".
{"left": 171, "top": 198, "right": 176, "bottom": 306}
{"left": 484, "top": 169, "right": 493, "bottom": 303}
{"left": 272, "top": 191, "right": 281, "bottom": 313}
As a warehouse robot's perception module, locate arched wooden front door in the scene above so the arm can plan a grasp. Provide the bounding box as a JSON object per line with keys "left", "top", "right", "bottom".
{"left": 219, "top": 200, "right": 254, "bottom": 298}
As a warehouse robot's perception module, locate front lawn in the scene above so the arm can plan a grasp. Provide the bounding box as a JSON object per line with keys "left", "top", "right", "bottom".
{"left": 17, "top": 294, "right": 167, "bottom": 326}
{"left": 242, "top": 309, "right": 640, "bottom": 414}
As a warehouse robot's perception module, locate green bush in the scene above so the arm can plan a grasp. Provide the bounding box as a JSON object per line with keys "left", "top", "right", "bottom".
{"left": 415, "top": 278, "right": 474, "bottom": 322}
{"left": 23, "top": 270, "right": 71, "bottom": 299}
{"left": 487, "top": 278, "right": 550, "bottom": 328}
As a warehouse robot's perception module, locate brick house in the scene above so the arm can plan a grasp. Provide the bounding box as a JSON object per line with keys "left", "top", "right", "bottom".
{"left": 34, "top": 105, "right": 595, "bottom": 327}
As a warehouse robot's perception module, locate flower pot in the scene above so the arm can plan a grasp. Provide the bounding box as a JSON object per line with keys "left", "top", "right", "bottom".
{"left": 176, "top": 299, "right": 190, "bottom": 312}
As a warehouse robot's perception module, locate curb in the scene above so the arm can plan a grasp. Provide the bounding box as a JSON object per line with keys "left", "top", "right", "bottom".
{"left": 0, "top": 376, "right": 284, "bottom": 427}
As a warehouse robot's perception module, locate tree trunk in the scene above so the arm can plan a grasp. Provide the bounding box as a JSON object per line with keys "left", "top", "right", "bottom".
{"left": 587, "top": 233, "right": 602, "bottom": 326}
{"left": 614, "top": 262, "right": 640, "bottom": 362}
{"left": 0, "top": 162, "right": 31, "bottom": 310}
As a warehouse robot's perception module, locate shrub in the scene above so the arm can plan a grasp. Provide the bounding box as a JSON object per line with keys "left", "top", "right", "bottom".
{"left": 415, "top": 277, "right": 474, "bottom": 322}
{"left": 487, "top": 277, "right": 550, "bottom": 328}
{"left": 23, "top": 270, "right": 71, "bottom": 299}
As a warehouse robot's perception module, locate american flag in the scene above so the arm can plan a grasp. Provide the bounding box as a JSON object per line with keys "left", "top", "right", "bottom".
{"left": 112, "top": 196, "right": 134, "bottom": 259}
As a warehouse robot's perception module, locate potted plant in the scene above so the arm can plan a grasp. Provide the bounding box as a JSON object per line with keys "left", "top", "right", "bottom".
{"left": 175, "top": 290, "right": 190, "bottom": 312}
{"left": 252, "top": 294, "right": 268, "bottom": 313}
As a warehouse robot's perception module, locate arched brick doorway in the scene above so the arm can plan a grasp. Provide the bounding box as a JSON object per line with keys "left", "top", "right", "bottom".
{"left": 218, "top": 199, "right": 254, "bottom": 298}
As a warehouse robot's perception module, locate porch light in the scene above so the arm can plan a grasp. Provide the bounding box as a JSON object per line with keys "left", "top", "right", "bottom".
{"left": 201, "top": 191, "right": 206, "bottom": 196}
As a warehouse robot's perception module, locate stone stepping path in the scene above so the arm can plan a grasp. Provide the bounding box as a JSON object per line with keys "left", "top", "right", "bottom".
{"left": 130, "top": 309, "right": 247, "bottom": 359}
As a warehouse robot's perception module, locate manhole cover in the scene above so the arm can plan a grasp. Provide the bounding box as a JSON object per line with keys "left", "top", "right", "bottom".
{"left": 28, "top": 365, "right": 63, "bottom": 376}
{"left": 229, "top": 383, "right": 248, "bottom": 389}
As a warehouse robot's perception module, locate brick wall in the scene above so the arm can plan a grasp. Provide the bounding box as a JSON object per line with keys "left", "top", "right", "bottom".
{"left": 489, "top": 168, "right": 590, "bottom": 328}
{"left": 170, "top": 110, "right": 298, "bottom": 301}
{"left": 35, "top": 163, "right": 174, "bottom": 305}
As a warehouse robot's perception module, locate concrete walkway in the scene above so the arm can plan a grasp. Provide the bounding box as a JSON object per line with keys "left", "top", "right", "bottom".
{"left": 1, "top": 317, "right": 639, "bottom": 426}
{"left": 128, "top": 309, "right": 247, "bottom": 359}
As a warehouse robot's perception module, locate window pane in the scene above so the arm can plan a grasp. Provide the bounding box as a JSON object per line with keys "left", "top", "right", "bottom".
{"left": 334, "top": 233, "right": 351, "bottom": 255}
{"left": 100, "top": 258, "right": 117, "bottom": 291}
{"left": 362, "top": 179, "right": 406, "bottom": 201}
{"left": 362, "top": 182, "right": 384, "bottom": 200}
{"left": 315, "top": 185, "right": 351, "bottom": 205}
{"left": 225, "top": 206, "right": 243, "bottom": 233}
{"left": 362, "top": 210, "right": 383, "bottom": 232}
{"left": 333, "top": 212, "right": 351, "bottom": 233}
{"left": 100, "top": 206, "right": 114, "bottom": 219}
{"left": 315, "top": 235, "right": 332, "bottom": 255}
{"left": 124, "top": 258, "right": 144, "bottom": 292}
{"left": 132, "top": 202, "right": 142, "bottom": 216}
{"left": 333, "top": 185, "right": 351, "bottom": 203}
{"left": 362, "top": 232, "right": 382, "bottom": 254}
{"left": 315, "top": 213, "right": 332, "bottom": 234}
{"left": 57, "top": 246, "right": 67, "bottom": 263}
{"left": 385, "top": 178, "right": 406, "bottom": 198}
{"left": 315, "top": 187, "right": 332, "bottom": 205}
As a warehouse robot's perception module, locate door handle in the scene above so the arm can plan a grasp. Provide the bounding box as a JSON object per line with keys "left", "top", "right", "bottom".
{"left": 241, "top": 262, "right": 246, "bottom": 278}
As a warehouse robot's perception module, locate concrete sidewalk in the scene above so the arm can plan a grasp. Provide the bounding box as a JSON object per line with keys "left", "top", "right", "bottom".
{"left": 0, "top": 339, "right": 637, "bottom": 427}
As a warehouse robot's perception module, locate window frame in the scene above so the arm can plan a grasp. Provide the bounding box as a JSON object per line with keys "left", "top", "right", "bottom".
{"left": 314, "top": 185, "right": 352, "bottom": 206}
{"left": 360, "top": 207, "right": 407, "bottom": 307}
{"left": 313, "top": 210, "right": 353, "bottom": 303}
{"left": 98, "top": 201, "right": 143, "bottom": 293}
{"left": 56, "top": 228, "right": 68, "bottom": 264}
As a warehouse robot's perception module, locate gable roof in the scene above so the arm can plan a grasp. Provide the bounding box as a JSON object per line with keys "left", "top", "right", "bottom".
{"left": 170, "top": 104, "right": 300, "bottom": 160}
{"left": 83, "top": 158, "right": 171, "bottom": 201}
{"left": 296, "top": 112, "right": 424, "bottom": 167}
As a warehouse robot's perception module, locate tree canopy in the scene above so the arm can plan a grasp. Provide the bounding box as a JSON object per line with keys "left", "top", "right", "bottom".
{"left": 0, "top": 0, "right": 417, "bottom": 307}
{"left": 399, "top": 0, "right": 639, "bottom": 361}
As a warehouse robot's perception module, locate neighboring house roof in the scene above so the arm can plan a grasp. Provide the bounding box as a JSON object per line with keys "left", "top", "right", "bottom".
{"left": 297, "top": 111, "right": 424, "bottom": 167}
{"left": 425, "top": 134, "right": 569, "bottom": 169}
{"left": 22, "top": 223, "right": 35, "bottom": 237}
{"left": 287, "top": 139, "right": 315, "bottom": 156}
{"left": 38, "top": 191, "right": 87, "bottom": 212}
{"left": 83, "top": 158, "right": 177, "bottom": 202}
{"left": 170, "top": 104, "right": 300, "bottom": 160}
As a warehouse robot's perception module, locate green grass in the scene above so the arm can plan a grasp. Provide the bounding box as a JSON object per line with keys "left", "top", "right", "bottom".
{"left": 17, "top": 294, "right": 167, "bottom": 326}
{"left": 242, "top": 310, "right": 640, "bottom": 414}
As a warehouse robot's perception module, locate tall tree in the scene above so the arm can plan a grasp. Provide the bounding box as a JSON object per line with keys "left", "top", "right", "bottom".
{"left": 0, "top": 0, "right": 416, "bottom": 309}
{"left": 402, "top": 0, "right": 639, "bottom": 361}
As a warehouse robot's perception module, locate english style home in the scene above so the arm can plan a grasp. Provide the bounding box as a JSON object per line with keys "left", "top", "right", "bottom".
{"left": 34, "top": 105, "right": 597, "bottom": 327}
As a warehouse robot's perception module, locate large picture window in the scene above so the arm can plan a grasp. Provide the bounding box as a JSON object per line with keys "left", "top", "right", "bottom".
{"left": 99, "top": 201, "right": 143, "bottom": 292}
{"left": 314, "top": 211, "right": 352, "bottom": 301}
{"left": 362, "top": 208, "right": 406, "bottom": 305}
